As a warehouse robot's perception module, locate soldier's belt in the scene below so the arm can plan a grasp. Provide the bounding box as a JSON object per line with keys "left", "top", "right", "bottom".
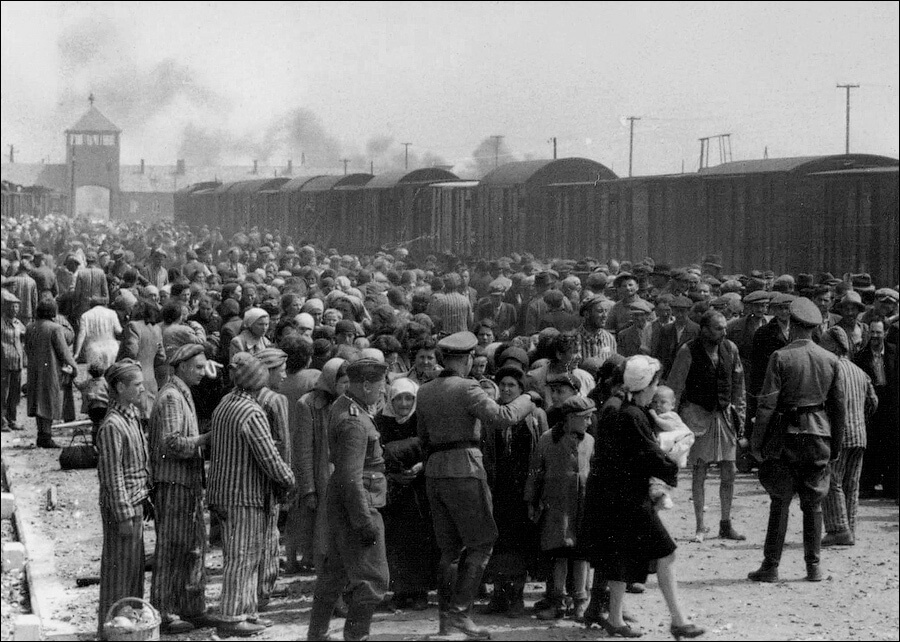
{"left": 429, "top": 440, "right": 480, "bottom": 453}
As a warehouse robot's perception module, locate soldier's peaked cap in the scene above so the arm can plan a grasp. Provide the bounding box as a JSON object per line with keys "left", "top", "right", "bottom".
{"left": 346, "top": 358, "right": 389, "bottom": 382}
{"left": 438, "top": 331, "right": 478, "bottom": 355}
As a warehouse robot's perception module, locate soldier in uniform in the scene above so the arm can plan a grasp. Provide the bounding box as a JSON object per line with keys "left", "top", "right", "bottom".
{"left": 307, "top": 358, "right": 390, "bottom": 642}
{"left": 749, "top": 298, "right": 845, "bottom": 583}
{"left": 417, "top": 331, "right": 537, "bottom": 640}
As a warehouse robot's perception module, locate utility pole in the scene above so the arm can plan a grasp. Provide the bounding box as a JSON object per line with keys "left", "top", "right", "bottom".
{"left": 626, "top": 116, "right": 640, "bottom": 177}
{"left": 490, "top": 135, "right": 504, "bottom": 168}
{"left": 402, "top": 142, "right": 412, "bottom": 170}
{"left": 370, "top": 160, "right": 374, "bottom": 174}
{"left": 550, "top": 137, "right": 557, "bottom": 159}
{"left": 8, "top": 144, "right": 13, "bottom": 163}
{"left": 836, "top": 83, "right": 860, "bottom": 154}
{"left": 340, "top": 158, "right": 349, "bottom": 175}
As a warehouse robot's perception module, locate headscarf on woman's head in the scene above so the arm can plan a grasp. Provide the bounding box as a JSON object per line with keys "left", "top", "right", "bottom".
{"left": 315, "top": 358, "right": 347, "bottom": 396}
{"left": 622, "top": 355, "right": 662, "bottom": 393}
{"left": 242, "top": 307, "right": 268, "bottom": 329}
{"left": 230, "top": 352, "right": 268, "bottom": 391}
{"left": 301, "top": 298, "right": 325, "bottom": 314}
{"left": 382, "top": 377, "right": 419, "bottom": 424}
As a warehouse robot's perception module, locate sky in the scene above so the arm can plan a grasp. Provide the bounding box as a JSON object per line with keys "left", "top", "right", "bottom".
{"left": 1, "top": 1, "right": 898, "bottom": 178}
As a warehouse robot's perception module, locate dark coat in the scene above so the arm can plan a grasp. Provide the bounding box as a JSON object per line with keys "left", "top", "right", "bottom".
{"left": 25, "top": 319, "right": 78, "bottom": 420}
{"left": 656, "top": 320, "right": 700, "bottom": 379}
{"left": 750, "top": 318, "right": 790, "bottom": 395}
{"left": 580, "top": 401, "right": 678, "bottom": 582}
{"left": 855, "top": 343, "right": 899, "bottom": 425}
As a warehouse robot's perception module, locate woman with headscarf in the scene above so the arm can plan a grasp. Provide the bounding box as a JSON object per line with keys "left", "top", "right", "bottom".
{"left": 96, "top": 359, "right": 151, "bottom": 638}
{"left": 229, "top": 307, "right": 272, "bottom": 362}
{"left": 482, "top": 365, "right": 547, "bottom": 617}
{"left": 375, "top": 378, "right": 436, "bottom": 611}
{"left": 579, "top": 356, "right": 704, "bottom": 640}
{"left": 294, "top": 358, "right": 349, "bottom": 576}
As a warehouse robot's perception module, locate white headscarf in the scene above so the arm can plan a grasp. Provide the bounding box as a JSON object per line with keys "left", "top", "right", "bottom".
{"left": 623, "top": 355, "right": 662, "bottom": 393}
{"left": 382, "top": 377, "right": 419, "bottom": 424}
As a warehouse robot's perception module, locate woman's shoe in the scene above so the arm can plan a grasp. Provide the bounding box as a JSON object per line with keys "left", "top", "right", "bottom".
{"left": 670, "top": 622, "right": 705, "bottom": 640}
{"left": 598, "top": 617, "right": 643, "bottom": 637}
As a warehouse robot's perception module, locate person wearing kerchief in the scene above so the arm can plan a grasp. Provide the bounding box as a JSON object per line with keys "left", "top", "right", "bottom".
{"left": 96, "top": 359, "right": 152, "bottom": 638}
{"left": 149, "top": 343, "right": 218, "bottom": 633}
{"left": 229, "top": 307, "right": 272, "bottom": 362}
{"left": 208, "top": 353, "right": 295, "bottom": 637}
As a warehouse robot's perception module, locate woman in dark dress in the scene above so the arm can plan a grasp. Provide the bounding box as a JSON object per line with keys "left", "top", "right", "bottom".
{"left": 482, "top": 365, "right": 547, "bottom": 616}
{"left": 581, "top": 355, "right": 704, "bottom": 640}
{"left": 375, "top": 378, "right": 436, "bottom": 610}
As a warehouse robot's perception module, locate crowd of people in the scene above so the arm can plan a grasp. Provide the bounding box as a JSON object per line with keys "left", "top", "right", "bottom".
{"left": 1, "top": 211, "right": 898, "bottom": 641}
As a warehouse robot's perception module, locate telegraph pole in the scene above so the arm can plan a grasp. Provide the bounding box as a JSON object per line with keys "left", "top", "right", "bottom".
{"left": 490, "top": 135, "right": 504, "bottom": 168}
{"left": 402, "top": 142, "right": 412, "bottom": 170}
{"left": 550, "top": 137, "right": 557, "bottom": 159}
{"left": 627, "top": 116, "right": 640, "bottom": 177}
{"left": 340, "top": 158, "right": 349, "bottom": 175}
{"left": 836, "top": 83, "right": 859, "bottom": 154}
{"left": 8, "top": 145, "right": 13, "bottom": 163}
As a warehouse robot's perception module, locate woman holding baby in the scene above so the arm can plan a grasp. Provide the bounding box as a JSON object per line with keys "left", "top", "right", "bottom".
{"left": 580, "top": 355, "right": 704, "bottom": 640}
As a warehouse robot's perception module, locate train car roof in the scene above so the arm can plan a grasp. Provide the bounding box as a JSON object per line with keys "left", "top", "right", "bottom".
{"left": 296, "top": 173, "right": 375, "bottom": 192}
{"left": 364, "top": 168, "right": 458, "bottom": 189}
{"left": 480, "top": 158, "right": 617, "bottom": 187}
{"left": 280, "top": 175, "right": 327, "bottom": 192}
{"left": 699, "top": 154, "right": 898, "bottom": 176}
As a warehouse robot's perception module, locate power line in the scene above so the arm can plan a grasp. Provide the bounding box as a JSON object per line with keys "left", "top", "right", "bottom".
{"left": 490, "top": 135, "right": 504, "bottom": 168}
{"left": 401, "top": 142, "right": 412, "bottom": 170}
{"left": 836, "top": 83, "right": 860, "bottom": 154}
{"left": 626, "top": 116, "right": 640, "bottom": 177}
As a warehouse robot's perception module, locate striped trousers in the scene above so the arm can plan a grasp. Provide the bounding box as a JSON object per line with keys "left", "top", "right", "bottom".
{"left": 219, "top": 505, "right": 267, "bottom": 622}
{"left": 258, "top": 505, "right": 280, "bottom": 601}
{"left": 98, "top": 501, "right": 145, "bottom": 636}
{"left": 150, "top": 483, "right": 208, "bottom": 620}
{"left": 823, "top": 447, "right": 866, "bottom": 536}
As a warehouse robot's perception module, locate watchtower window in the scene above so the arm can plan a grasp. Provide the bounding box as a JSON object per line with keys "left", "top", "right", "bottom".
{"left": 102, "top": 134, "right": 116, "bottom": 146}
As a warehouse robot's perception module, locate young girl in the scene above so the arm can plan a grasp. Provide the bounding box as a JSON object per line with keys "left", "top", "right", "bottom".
{"left": 526, "top": 396, "right": 596, "bottom": 620}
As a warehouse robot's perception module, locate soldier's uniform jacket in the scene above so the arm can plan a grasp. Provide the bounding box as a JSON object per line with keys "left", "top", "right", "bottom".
{"left": 417, "top": 372, "right": 534, "bottom": 479}
{"left": 753, "top": 338, "right": 846, "bottom": 461}
{"left": 327, "top": 393, "right": 386, "bottom": 530}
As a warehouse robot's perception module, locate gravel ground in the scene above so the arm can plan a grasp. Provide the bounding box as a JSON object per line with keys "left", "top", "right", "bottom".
{"left": 1, "top": 514, "right": 31, "bottom": 640}
{"left": 2, "top": 395, "right": 898, "bottom": 641}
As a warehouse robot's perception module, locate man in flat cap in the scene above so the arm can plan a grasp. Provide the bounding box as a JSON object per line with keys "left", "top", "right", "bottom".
{"left": 617, "top": 299, "right": 654, "bottom": 358}
{"left": 254, "top": 347, "right": 291, "bottom": 611}
{"left": 727, "top": 290, "right": 771, "bottom": 421}
{"left": 654, "top": 295, "right": 699, "bottom": 380}
{"left": 308, "top": 358, "right": 389, "bottom": 642}
{"left": 6, "top": 261, "right": 37, "bottom": 325}
{"left": 1, "top": 290, "right": 26, "bottom": 432}
{"left": 749, "top": 298, "right": 845, "bottom": 583}
{"left": 476, "top": 280, "right": 518, "bottom": 340}
{"left": 416, "top": 331, "right": 537, "bottom": 640}
{"left": 605, "top": 273, "right": 648, "bottom": 336}
{"left": 750, "top": 293, "right": 796, "bottom": 413}
{"left": 150, "top": 342, "right": 217, "bottom": 633}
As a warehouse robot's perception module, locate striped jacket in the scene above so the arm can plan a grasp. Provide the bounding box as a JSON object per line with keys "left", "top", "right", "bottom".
{"left": 208, "top": 389, "right": 295, "bottom": 508}
{"left": 834, "top": 357, "right": 878, "bottom": 449}
{"left": 258, "top": 387, "right": 291, "bottom": 467}
{"left": 6, "top": 274, "right": 37, "bottom": 323}
{"left": 149, "top": 375, "right": 205, "bottom": 488}
{"left": 97, "top": 401, "right": 151, "bottom": 523}
{"left": 1, "top": 316, "right": 26, "bottom": 370}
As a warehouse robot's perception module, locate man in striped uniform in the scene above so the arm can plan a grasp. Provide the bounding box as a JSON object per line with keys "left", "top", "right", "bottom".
{"left": 307, "top": 358, "right": 390, "bottom": 642}
{"left": 149, "top": 343, "right": 216, "bottom": 633}
{"left": 208, "top": 352, "right": 295, "bottom": 638}
{"left": 819, "top": 326, "right": 878, "bottom": 546}
{"left": 255, "top": 347, "right": 291, "bottom": 611}
{"left": 576, "top": 295, "right": 617, "bottom": 365}
{"left": 96, "top": 360, "right": 151, "bottom": 638}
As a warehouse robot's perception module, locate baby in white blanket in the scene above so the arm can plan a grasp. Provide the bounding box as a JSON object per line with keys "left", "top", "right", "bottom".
{"left": 648, "top": 385, "right": 695, "bottom": 510}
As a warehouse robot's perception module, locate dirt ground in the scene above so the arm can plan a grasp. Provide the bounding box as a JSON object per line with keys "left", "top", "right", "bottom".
{"left": 2, "top": 391, "right": 898, "bottom": 642}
